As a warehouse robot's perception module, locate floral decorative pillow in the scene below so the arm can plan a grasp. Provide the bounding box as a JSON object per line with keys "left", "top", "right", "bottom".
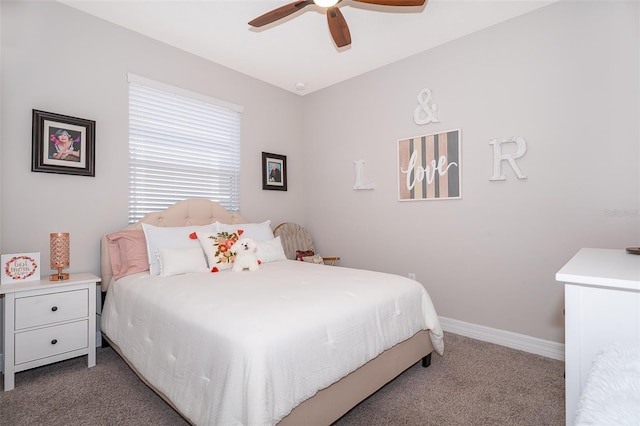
{"left": 198, "top": 230, "right": 242, "bottom": 272}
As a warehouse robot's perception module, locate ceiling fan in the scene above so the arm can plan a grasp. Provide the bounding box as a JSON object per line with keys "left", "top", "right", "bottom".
{"left": 248, "top": 0, "right": 426, "bottom": 48}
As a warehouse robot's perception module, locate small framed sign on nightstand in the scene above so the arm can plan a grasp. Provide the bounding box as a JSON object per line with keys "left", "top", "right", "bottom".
{"left": 1, "top": 252, "right": 40, "bottom": 284}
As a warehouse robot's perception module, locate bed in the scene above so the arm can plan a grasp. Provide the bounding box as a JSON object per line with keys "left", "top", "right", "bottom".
{"left": 100, "top": 199, "right": 444, "bottom": 425}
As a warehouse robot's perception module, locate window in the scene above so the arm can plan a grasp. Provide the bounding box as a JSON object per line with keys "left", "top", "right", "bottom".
{"left": 127, "top": 74, "right": 242, "bottom": 224}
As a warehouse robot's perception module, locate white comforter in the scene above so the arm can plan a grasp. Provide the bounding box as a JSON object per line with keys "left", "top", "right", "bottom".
{"left": 101, "top": 260, "right": 444, "bottom": 426}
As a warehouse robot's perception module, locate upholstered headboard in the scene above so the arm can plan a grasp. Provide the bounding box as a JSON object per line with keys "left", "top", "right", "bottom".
{"left": 100, "top": 199, "right": 247, "bottom": 290}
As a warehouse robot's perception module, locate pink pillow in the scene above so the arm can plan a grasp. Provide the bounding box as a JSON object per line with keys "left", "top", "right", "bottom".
{"left": 106, "top": 230, "right": 149, "bottom": 279}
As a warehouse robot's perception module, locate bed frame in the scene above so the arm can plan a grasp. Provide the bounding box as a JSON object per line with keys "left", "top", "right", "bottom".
{"left": 100, "top": 199, "right": 434, "bottom": 425}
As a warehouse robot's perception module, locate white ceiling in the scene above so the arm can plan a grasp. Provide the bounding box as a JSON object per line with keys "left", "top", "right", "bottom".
{"left": 58, "top": 0, "right": 557, "bottom": 95}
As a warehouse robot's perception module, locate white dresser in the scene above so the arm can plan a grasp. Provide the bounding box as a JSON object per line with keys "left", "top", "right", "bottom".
{"left": 1, "top": 273, "right": 100, "bottom": 391}
{"left": 556, "top": 248, "right": 640, "bottom": 425}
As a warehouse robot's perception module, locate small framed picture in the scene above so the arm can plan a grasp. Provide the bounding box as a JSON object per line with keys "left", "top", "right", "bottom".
{"left": 262, "top": 152, "right": 287, "bottom": 191}
{"left": 1, "top": 252, "right": 40, "bottom": 284}
{"left": 31, "top": 109, "right": 96, "bottom": 177}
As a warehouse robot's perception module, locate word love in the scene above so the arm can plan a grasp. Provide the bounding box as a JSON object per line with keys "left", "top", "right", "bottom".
{"left": 401, "top": 150, "right": 458, "bottom": 190}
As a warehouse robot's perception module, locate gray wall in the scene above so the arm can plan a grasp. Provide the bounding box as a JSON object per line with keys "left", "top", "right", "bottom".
{"left": 302, "top": 0, "right": 639, "bottom": 343}
{"left": 1, "top": 0, "right": 638, "bottom": 351}
{"left": 0, "top": 0, "right": 305, "bottom": 352}
{"left": 1, "top": 0, "right": 305, "bottom": 277}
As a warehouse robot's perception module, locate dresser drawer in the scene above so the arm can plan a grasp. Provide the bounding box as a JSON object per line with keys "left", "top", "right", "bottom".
{"left": 15, "top": 289, "right": 88, "bottom": 330}
{"left": 14, "top": 320, "right": 88, "bottom": 364}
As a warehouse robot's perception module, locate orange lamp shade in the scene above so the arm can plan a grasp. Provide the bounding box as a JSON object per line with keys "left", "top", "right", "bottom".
{"left": 50, "top": 232, "right": 70, "bottom": 281}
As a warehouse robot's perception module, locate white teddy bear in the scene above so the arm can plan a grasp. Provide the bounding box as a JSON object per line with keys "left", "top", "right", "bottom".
{"left": 230, "top": 238, "right": 260, "bottom": 272}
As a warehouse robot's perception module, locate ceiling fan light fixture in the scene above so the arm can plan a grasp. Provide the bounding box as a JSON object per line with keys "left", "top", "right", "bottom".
{"left": 249, "top": 0, "right": 425, "bottom": 47}
{"left": 314, "top": 0, "right": 339, "bottom": 8}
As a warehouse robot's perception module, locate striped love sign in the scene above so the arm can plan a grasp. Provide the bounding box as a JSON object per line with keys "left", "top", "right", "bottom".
{"left": 398, "top": 129, "right": 461, "bottom": 201}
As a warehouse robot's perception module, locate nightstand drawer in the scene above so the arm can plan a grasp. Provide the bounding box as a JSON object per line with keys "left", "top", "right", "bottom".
{"left": 15, "top": 289, "right": 88, "bottom": 329}
{"left": 14, "top": 320, "right": 88, "bottom": 364}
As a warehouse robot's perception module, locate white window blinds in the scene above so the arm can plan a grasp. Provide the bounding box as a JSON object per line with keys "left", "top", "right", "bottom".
{"left": 128, "top": 74, "right": 242, "bottom": 224}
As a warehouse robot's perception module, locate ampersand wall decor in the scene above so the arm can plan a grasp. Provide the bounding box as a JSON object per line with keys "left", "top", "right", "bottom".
{"left": 413, "top": 88, "right": 440, "bottom": 125}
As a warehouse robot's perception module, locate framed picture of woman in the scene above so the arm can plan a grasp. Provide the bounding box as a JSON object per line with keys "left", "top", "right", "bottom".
{"left": 31, "top": 109, "right": 96, "bottom": 177}
{"left": 262, "top": 152, "right": 287, "bottom": 191}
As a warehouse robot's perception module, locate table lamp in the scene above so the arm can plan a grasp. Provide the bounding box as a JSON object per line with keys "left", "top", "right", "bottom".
{"left": 50, "top": 232, "right": 70, "bottom": 281}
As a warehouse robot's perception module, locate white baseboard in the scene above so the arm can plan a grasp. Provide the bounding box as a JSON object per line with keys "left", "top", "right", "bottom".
{"left": 439, "top": 316, "right": 565, "bottom": 361}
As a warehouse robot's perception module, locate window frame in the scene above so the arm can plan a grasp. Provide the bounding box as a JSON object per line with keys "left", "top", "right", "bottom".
{"left": 127, "top": 73, "right": 243, "bottom": 224}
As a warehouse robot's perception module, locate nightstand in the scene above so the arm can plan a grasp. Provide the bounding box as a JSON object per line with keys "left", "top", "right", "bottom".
{"left": 1, "top": 272, "right": 100, "bottom": 391}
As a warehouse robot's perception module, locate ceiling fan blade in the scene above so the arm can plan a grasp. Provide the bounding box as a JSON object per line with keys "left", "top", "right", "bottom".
{"left": 353, "top": 0, "right": 425, "bottom": 6}
{"left": 327, "top": 7, "right": 351, "bottom": 48}
{"left": 248, "top": 0, "right": 314, "bottom": 27}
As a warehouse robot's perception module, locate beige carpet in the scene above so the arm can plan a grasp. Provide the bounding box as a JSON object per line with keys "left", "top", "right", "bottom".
{"left": 0, "top": 332, "right": 564, "bottom": 425}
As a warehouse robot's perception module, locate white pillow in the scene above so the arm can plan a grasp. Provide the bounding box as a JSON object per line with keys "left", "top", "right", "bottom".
{"left": 141, "top": 223, "right": 217, "bottom": 275}
{"left": 158, "top": 247, "right": 208, "bottom": 277}
{"left": 216, "top": 220, "right": 274, "bottom": 242}
{"left": 255, "top": 237, "right": 287, "bottom": 263}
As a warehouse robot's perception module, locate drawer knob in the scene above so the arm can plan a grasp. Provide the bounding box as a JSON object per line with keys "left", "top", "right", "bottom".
{"left": 51, "top": 306, "right": 58, "bottom": 312}
{"left": 51, "top": 339, "right": 58, "bottom": 345}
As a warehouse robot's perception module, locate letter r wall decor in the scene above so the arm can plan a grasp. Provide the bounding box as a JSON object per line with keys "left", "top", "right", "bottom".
{"left": 398, "top": 129, "right": 461, "bottom": 201}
